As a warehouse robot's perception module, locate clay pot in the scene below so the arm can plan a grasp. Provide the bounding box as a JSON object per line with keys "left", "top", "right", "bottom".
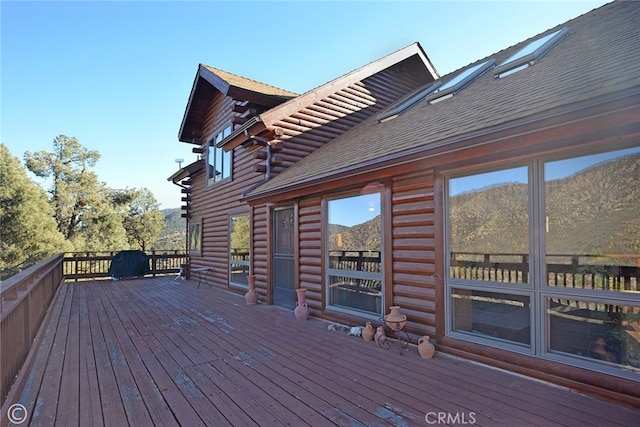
{"left": 417, "top": 336, "right": 436, "bottom": 359}
{"left": 294, "top": 288, "right": 309, "bottom": 321}
{"left": 384, "top": 306, "right": 407, "bottom": 331}
{"left": 244, "top": 275, "right": 257, "bottom": 305}
{"left": 362, "top": 322, "right": 375, "bottom": 341}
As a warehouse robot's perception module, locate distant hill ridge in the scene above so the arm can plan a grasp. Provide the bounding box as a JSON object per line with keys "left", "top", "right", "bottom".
{"left": 450, "top": 153, "right": 640, "bottom": 256}
{"left": 328, "top": 153, "right": 639, "bottom": 257}
{"left": 153, "top": 208, "right": 186, "bottom": 251}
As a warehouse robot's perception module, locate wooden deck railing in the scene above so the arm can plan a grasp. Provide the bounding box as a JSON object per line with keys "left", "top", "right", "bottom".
{"left": 1, "top": 250, "right": 188, "bottom": 406}
{"left": 329, "top": 250, "right": 381, "bottom": 273}
{"left": 63, "top": 250, "right": 187, "bottom": 281}
{"left": 450, "top": 252, "right": 640, "bottom": 291}
{"left": 1, "top": 254, "right": 64, "bottom": 404}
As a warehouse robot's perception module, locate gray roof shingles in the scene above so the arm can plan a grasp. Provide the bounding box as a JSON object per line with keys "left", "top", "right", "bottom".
{"left": 247, "top": 1, "right": 640, "bottom": 198}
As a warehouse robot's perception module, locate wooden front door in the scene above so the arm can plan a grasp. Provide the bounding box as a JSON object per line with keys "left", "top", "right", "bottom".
{"left": 272, "top": 207, "right": 295, "bottom": 308}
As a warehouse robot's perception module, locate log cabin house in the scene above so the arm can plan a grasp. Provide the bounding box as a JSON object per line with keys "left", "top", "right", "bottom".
{"left": 170, "top": 1, "right": 640, "bottom": 406}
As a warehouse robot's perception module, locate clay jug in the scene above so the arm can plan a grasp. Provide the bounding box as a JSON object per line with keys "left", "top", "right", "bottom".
{"left": 362, "top": 322, "right": 375, "bottom": 341}
{"left": 418, "top": 336, "right": 436, "bottom": 359}
{"left": 384, "top": 306, "right": 407, "bottom": 331}
{"left": 294, "top": 288, "right": 309, "bottom": 321}
{"left": 244, "top": 275, "right": 258, "bottom": 305}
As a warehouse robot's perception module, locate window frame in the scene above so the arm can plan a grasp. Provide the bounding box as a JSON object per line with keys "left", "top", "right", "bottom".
{"left": 427, "top": 59, "right": 496, "bottom": 104}
{"left": 324, "top": 190, "right": 384, "bottom": 319}
{"left": 206, "top": 125, "right": 233, "bottom": 187}
{"left": 444, "top": 146, "right": 640, "bottom": 379}
{"left": 228, "top": 213, "right": 251, "bottom": 288}
{"left": 188, "top": 218, "right": 202, "bottom": 255}
{"left": 494, "top": 27, "right": 569, "bottom": 78}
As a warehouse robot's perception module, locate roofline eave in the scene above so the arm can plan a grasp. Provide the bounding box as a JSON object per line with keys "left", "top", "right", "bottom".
{"left": 258, "top": 42, "right": 439, "bottom": 128}
{"left": 242, "top": 87, "right": 640, "bottom": 204}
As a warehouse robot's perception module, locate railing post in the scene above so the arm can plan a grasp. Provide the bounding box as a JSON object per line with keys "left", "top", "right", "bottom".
{"left": 75, "top": 253, "right": 79, "bottom": 282}
{"left": 151, "top": 250, "right": 157, "bottom": 277}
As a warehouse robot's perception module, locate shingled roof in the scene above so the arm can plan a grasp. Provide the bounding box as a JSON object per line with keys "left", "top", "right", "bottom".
{"left": 200, "top": 65, "right": 298, "bottom": 99}
{"left": 217, "top": 42, "right": 438, "bottom": 151}
{"left": 244, "top": 1, "right": 640, "bottom": 200}
{"left": 178, "top": 65, "right": 297, "bottom": 144}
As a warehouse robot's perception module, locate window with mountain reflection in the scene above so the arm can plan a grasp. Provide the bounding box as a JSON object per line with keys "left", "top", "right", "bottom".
{"left": 449, "top": 167, "right": 530, "bottom": 285}
{"left": 448, "top": 167, "right": 531, "bottom": 347}
{"left": 326, "top": 192, "right": 382, "bottom": 317}
{"left": 544, "top": 148, "right": 640, "bottom": 293}
{"left": 544, "top": 147, "right": 640, "bottom": 373}
{"left": 446, "top": 145, "right": 640, "bottom": 377}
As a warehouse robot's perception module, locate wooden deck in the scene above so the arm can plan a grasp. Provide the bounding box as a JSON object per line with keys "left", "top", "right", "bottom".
{"left": 5, "top": 277, "right": 639, "bottom": 426}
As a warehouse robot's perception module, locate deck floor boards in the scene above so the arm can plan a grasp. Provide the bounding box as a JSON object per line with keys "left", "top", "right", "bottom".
{"left": 6, "top": 277, "right": 640, "bottom": 426}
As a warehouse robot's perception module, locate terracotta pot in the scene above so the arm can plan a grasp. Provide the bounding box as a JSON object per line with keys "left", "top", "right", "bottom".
{"left": 384, "top": 306, "right": 407, "bottom": 331}
{"left": 244, "top": 275, "right": 258, "bottom": 305}
{"left": 362, "top": 322, "right": 375, "bottom": 341}
{"left": 417, "top": 335, "right": 436, "bottom": 359}
{"left": 294, "top": 288, "right": 309, "bottom": 321}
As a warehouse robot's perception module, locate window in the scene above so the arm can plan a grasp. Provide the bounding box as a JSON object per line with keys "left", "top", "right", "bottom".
{"left": 229, "top": 214, "right": 250, "bottom": 287}
{"left": 378, "top": 60, "right": 495, "bottom": 122}
{"left": 207, "top": 125, "right": 233, "bottom": 185}
{"left": 448, "top": 166, "right": 531, "bottom": 349}
{"left": 446, "top": 146, "right": 640, "bottom": 377}
{"left": 494, "top": 27, "right": 569, "bottom": 78}
{"left": 188, "top": 219, "right": 202, "bottom": 254}
{"left": 377, "top": 82, "right": 442, "bottom": 122}
{"left": 426, "top": 59, "right": 495, "bottom": 104}
{"left": 326, "top": 191, "right": 383, "bottom": 317}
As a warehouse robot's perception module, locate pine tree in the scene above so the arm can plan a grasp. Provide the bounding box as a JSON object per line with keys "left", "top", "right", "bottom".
{"left": 114, "top": 188, "right": 164, "bottom": 251}
{"left": 0, "top": 144, "right": 72, "bottom": 279}
{"left": 24, "top": 135, "right": 131, "bottom": 252}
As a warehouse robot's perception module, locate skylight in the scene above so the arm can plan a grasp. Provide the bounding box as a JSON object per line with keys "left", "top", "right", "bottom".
{"left": 494, "top": 27, "right": 569, "bottom": 78}
{"left": 377, "top": 59, "right": 496, "bottom": 121}
{"left": 377, "top": 81, "right": 442, "bottom": 122}
{"left": 425, "top": 59, "right": 496, "bottom": 104}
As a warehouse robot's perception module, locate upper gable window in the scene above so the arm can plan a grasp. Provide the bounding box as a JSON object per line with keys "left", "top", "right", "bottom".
{"left": 494, "top": 27, "right": 569, "bottom": 78}
{"left": 207, "top": 125, "right": 233, "bottom": 186}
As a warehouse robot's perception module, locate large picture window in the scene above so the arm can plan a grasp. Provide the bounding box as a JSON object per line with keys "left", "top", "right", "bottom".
{"left": 448, "top": 166, "right": 532, "bottom": 349}
{"left": 446, "top": 146, "right": 640, "bottom": 377}
{"left": 207, "top": 125, "right": 233, "bottom": 185}
{"left": 229, "top": 214, "right": 250, "bottom": 287}
{"left": 449, "top": 167, "right": 530, "bottom": 285}
{"left": 544, "top": 148, "right": 640, "bottom": 373}
{"left": 326, "top": 192, "right": 382, "bottom": 317}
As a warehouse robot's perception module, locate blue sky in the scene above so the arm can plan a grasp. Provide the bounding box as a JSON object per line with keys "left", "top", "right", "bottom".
{"left": 1, "top": 0, "right": 609, "bottom": 209}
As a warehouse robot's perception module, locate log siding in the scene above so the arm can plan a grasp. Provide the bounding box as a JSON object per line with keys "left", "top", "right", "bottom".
{"left": 391, "top": 171, "right": 437, "bottom": 337}
{"left": 185, "top": 58, "right": 432, "bottom": 299}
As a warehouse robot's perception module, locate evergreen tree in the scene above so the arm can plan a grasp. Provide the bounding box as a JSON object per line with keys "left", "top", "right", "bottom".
{"left": 69, "top": 190, "right": 130, "bottom": 252}
{"left": 24, "top": 135, "right": 132, "bottom": 252}
{"left": 113, "top": 188, "right": 164, "bottom": 251}
{"left": 0, "top": 144, "right": 72, "bottom": 279}
{"left": 24, "top": 135, "right": 101, "bottom": 240}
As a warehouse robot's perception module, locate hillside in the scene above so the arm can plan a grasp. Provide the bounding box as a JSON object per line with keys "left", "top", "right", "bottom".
{"left": 327, "top": 153, "right": 639, "bottom": 259}
{"left": 328, "top": 216, "right": 381, "bottom": 252}
{"left": 152, "top": 208, "right": 186, "bottom": 251}
{"left": 450, "top": 153, "right": 640, "bottom": 257}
